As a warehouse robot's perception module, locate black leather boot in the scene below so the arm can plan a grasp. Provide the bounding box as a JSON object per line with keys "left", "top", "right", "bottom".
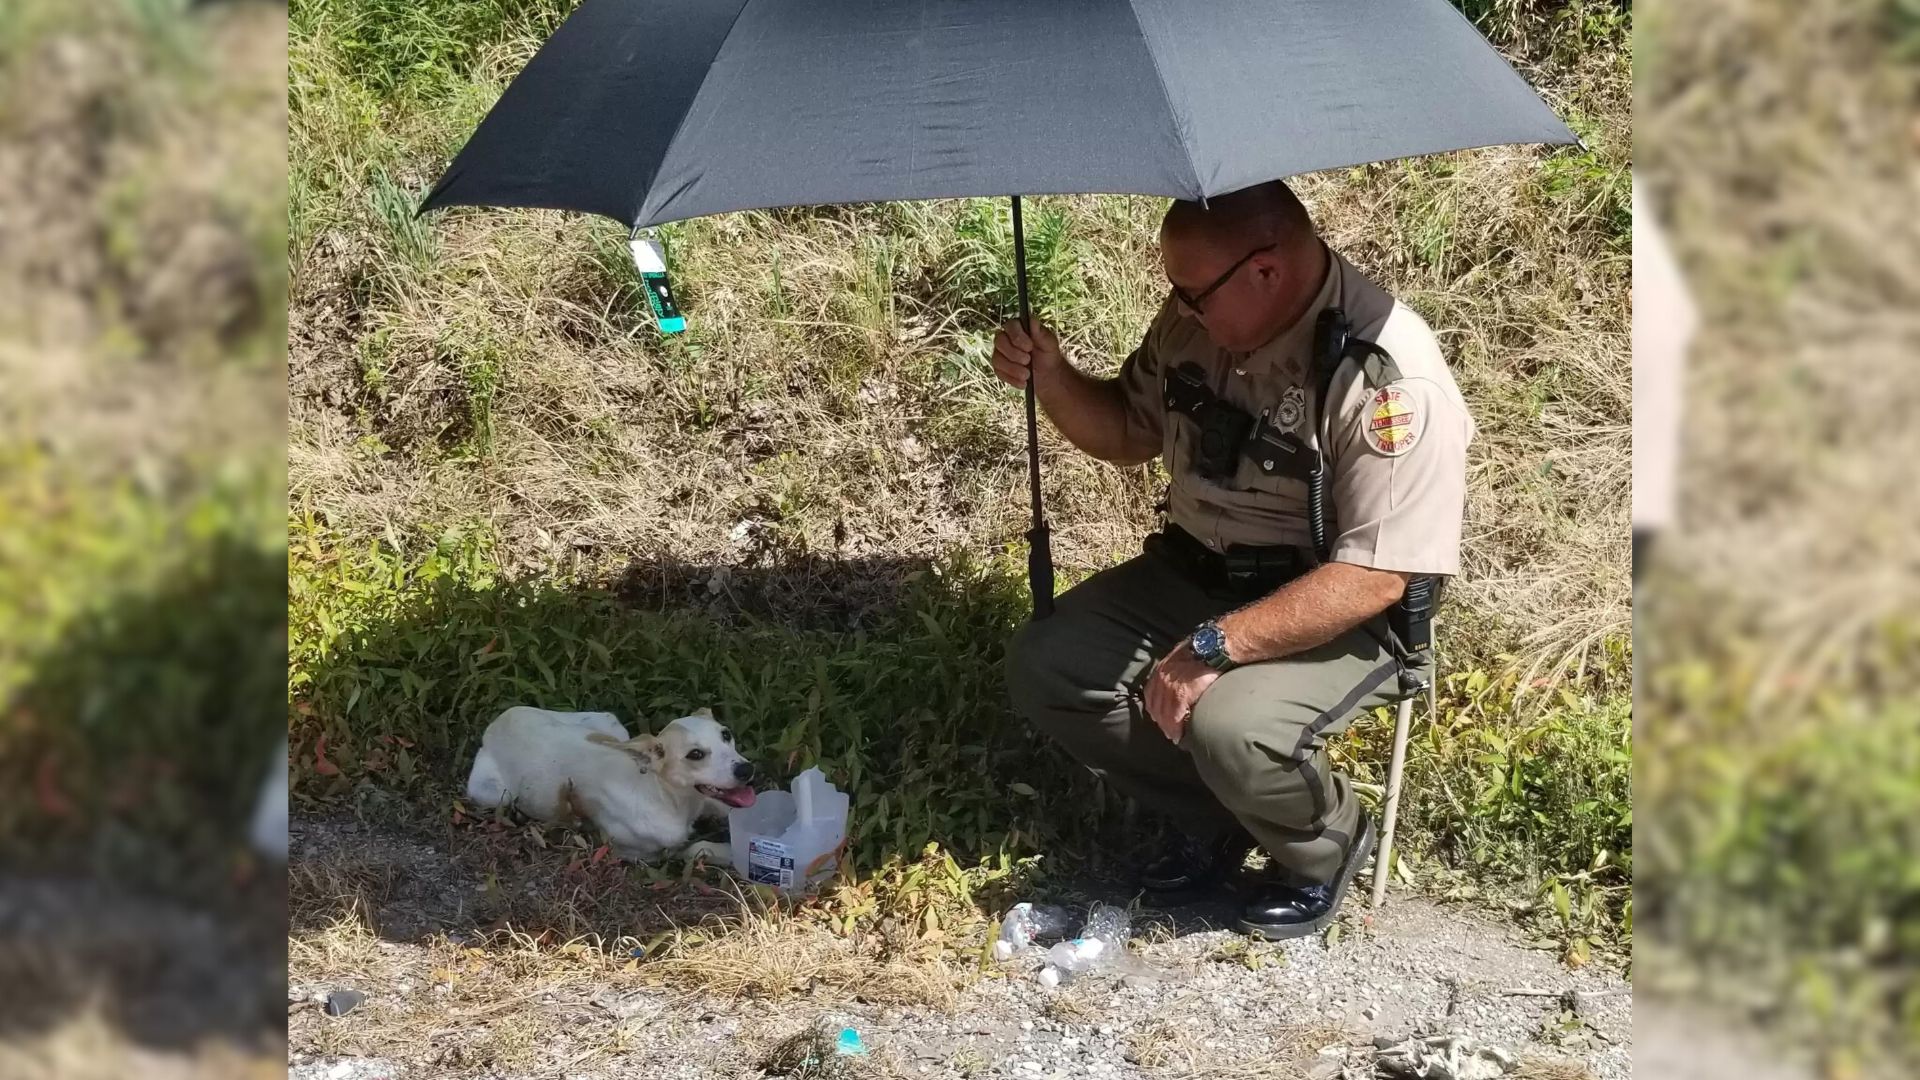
{"left": 1236, "top": 816, "right": 1374, "bottom": 940}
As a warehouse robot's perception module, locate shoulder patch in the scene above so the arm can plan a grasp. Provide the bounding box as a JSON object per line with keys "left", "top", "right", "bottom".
{"left": 1363, "top": 385, "right": 1422, "bottom": 456}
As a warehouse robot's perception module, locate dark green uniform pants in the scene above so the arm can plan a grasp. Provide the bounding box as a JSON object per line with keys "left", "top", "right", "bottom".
{"left": 1007, "top": 546, "right": 1418, "bottom": 885}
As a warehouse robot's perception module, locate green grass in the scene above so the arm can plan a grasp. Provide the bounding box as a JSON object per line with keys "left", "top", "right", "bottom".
{"left": 289, "top": 510, "right": 1632, "bottom": 952}
{"left": 1895, "top": 0, "right": 1920, "bottom": 59}
{"left": 288, "top": 0, "right": 573, "bottom": 102}
{"left": 0, "top": 447, "right": 285, "bottom": 898}
{"left": 1, "top": 0, "right": 287, "bottom": 903}
{"left": 289, "top": 514, "right": 1096, "bottom": 860}
{"left": 1637, "top": 620, "right": 1920, "bottom": 1057}
{"left": 1352, "top": 654, "right": 1633, "bottom": 965}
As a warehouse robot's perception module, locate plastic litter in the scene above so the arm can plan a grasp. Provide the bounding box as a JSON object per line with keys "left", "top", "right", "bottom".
{"left": 727, "top": 767, "right": 850, "bottom": 896}
{"left": 834, "top": 1027, "right": 868, "bottom": 1056}
{"left": 1033, "top": 903, "right": 1170, "bottom": 986}
{"left": 992, "top": 902, "right": 1076, "bottom": 961}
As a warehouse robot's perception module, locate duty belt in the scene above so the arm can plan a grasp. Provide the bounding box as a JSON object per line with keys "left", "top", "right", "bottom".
{"left": 1145, "top": 524, "right": 1312, "bottom": 600}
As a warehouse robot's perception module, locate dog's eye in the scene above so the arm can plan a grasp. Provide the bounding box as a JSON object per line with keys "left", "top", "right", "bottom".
{"left": 720, "top": 729, "right": 733, "bottom": 743}
{"left": 686, "top": 749, "right": 707, "bottom": 762}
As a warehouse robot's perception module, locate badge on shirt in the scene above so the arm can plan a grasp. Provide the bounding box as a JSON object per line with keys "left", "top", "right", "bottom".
{"left": 1276, "top": 386, "right": 1307, "bottom": 433}
{"left": 1364, "top": 385, "right": 1421, "bottom": 456}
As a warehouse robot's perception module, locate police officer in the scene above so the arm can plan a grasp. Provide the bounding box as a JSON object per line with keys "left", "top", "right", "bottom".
{"left": 994, "top": 180, "right": 1473, "bottom": 938}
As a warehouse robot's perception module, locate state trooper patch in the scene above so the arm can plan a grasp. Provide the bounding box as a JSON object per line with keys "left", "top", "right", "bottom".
{"left": 1364, "top": 385, "right": 1421, "bottom": 456}
{"left": 1276, "top": 386, "right": 1307, "bottom": 433}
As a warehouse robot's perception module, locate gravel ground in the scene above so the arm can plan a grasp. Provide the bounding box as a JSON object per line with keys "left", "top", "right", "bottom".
{"left": 289, "top": 816, "right": 1631, "bottom": 1079}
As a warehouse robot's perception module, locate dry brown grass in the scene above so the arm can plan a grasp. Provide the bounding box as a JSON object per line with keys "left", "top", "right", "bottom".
{"left": 1124, "top": 1017, "right": 1351, "bottom": 1079}
{"left": 1513, "top": 1058, "right": 1597, "bottom": 1080}
{"left": 648, "top": 911, "right": 965, "bottom": 1008}
{"left": 1634, "top": 5, "right": 1920, "bottom": 1066}
{"left": 291, "top": 908, "right": 649, "bottom": 1074}
{"left": 288, "top": 888, "right": 966, "bottom": 1076}
{"left": 1639, "top": 0, "right": 1920, "bottom": 678}
{"left": 0, "top": 1012, "right": 280, "bottom": 1080}
{"left": 289, "top": 4, "right": 1630, "bottom": 674}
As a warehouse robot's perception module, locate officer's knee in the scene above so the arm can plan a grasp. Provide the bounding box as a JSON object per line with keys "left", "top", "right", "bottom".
{"left": 1184, "top": 692, "right": 1258, "bottom": 769}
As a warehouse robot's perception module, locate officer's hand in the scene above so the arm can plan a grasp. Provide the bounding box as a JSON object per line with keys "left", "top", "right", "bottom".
{"left": 991, "top": 319, "right": 1065, "bottom": 389}
{"left": 1145, "top": 642, "right": 1223, "bottom": 744}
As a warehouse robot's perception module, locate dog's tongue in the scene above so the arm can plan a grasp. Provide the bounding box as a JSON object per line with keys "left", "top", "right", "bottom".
{"left": 716, "top": 786, "right": 757, "bottom": 809}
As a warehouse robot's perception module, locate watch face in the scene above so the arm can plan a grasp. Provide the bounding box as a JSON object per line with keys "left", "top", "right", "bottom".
{"left": 1193, "top": 625, "right": 1224, "bottom": 658}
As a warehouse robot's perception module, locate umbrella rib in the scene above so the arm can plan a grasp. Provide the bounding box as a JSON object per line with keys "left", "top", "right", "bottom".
{"left": 1120, "top": 0, "right": 1205, "bottom": 201}
{"left": 634, "top": 0, "right": 761, "bottom": 225}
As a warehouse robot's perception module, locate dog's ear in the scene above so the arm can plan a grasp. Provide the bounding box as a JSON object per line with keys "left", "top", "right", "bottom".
{"left": 587, "top": 732, "right": 666, "bottom": 769}
{"left": 692, "top": 707, "right": 715, "bottom": 719}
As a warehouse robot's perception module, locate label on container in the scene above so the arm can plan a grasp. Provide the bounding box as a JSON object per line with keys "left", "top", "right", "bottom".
{"left": 746, "top": 836, "right": 795, "bottom": 888}
{"left": 629, "top": 236, "right": 686, "bottom": 334}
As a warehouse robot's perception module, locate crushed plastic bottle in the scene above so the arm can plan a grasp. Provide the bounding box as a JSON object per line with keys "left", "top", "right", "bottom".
{"left": 1036, "top": 903, "right": 1130, "bottom": 986}
{"left": 992, "top": 902, "right": 1076, "bottom": 961}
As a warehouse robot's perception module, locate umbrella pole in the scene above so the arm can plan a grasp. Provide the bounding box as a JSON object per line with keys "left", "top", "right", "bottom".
{"left": 1011, "top": 196, "right": 1054, "bottom": 620}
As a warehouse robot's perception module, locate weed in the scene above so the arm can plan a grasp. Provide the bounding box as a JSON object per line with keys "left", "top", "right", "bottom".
{"left": 368, "top": 167, "right": 435, "bottom": 280}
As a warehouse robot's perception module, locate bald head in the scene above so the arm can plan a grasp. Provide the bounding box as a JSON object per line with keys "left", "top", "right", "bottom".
{"left": 1161, "top": 179, "right": 1317, "bottom": 257}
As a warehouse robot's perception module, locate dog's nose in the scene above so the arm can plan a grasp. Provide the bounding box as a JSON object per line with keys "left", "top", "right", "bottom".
{"left": 732, "top": 761, "right": 755, "bottom": 783}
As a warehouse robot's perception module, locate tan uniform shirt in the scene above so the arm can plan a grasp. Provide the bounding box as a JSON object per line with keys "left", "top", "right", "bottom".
{"left": 1116, "top": 246, "right": 1474, "bottom": 577}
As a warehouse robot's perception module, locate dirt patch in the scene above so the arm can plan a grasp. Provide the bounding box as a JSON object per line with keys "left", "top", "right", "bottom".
{"left": 289, "top": 814, "right": 1628, "bottom": 1080}
{"left": 0, "top": 872, "right": 285, "bottom": 1075}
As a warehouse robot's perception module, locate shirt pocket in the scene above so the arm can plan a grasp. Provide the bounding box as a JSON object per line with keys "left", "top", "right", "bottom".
{"left": 1234, "top": 421, "right": 1316, "bottom": 502}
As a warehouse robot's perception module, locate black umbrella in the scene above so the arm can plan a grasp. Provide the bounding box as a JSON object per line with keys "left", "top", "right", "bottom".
{"left": 420, "top": 0, "right": 1575, "bottom": 618}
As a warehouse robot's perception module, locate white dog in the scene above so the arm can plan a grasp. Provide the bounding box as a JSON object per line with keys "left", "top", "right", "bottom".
{"left": 464, "top": 706, "right": 756, "bottom": 862}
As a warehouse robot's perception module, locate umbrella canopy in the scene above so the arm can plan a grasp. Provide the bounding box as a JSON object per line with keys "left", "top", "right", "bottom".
{"left": 419, "top": 0, "right": 1576, "bottom": 618}
{"left": 421, "top": 0, "right": 1574, "bottom": 225}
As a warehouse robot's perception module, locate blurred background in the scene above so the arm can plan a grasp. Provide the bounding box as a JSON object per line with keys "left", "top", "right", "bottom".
{"left": 2, "top": 0, "right": 1916, "bottom": 1074}
{"left": 0, "top": 0, "right": 287, "bottom": 1077}
{"left": 1635, "top": 0, "right": 1920, "bottom": 1075}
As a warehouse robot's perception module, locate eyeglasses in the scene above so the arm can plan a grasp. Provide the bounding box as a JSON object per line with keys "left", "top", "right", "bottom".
{"left": 1170, "top": 242, "right": 1277, "bottom": 315}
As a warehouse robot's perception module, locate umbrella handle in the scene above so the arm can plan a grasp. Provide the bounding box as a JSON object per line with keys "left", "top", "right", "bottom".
{"left": 1011, "top": 196, "right": 1054, "bottom": 620}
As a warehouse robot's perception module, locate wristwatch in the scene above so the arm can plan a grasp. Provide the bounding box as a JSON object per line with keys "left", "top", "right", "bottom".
{"left": 1189, "top": 620, "right": 1238, "bottom": 672}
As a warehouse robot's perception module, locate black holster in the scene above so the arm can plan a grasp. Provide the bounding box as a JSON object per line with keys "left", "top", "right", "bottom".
{"left": 1146, "top": 525, "right": 1310, "bottom": 601}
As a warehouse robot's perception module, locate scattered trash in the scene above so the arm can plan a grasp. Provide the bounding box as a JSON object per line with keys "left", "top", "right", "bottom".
{"left": 760, "top": 1021, "right": 870, "bottom": 1077}
{"left": 728, "top": 767, "right": 850, "bottom": 896}
{"left": 1375, "top": 1034, "right": 1518, "bottom": 1080}
{"left": 323, "top": 989, "right": 367, "bottom": 1017}
{"left": 835, "top": 1027, "right": 868, "bottom": 1056}
{"left": 1034, "top": 903, "right": 1170, "bottom": 987}
{"left": 629, "top": 230, "right": 685, "bottom": 334}
{"left": 992, "top": 902, "right": 1075, "bottom": 961}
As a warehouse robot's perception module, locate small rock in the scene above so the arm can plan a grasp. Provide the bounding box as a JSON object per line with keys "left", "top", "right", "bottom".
{"left": 1363, "top": 1005, "right": 1379, "bottom": 1021}
{"left": 324, "top": 990, "right": 366, "bottom": 1017}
